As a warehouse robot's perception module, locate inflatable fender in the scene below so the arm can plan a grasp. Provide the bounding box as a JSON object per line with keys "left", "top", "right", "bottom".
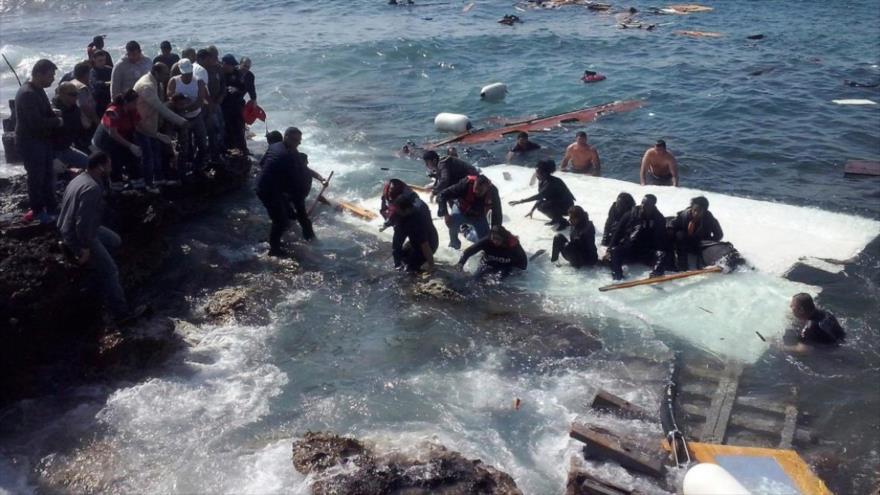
{"left": 683, "top": 463, "right": 750, "bottom": 495}
{"left": 434, "top": 113, "right": 473, "bottom": 133}
{"left": 480, "top": 82, "right": 508, "bottom": 102}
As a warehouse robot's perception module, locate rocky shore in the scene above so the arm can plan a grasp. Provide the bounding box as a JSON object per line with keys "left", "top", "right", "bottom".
{"left": 0, "top": 153, "right": 253, "bottom": 405}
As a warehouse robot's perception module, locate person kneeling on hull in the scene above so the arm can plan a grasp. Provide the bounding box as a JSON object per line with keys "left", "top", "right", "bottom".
{"left": 256, "top": 127, "right": 327, "bottom": 256}
{"left": 671, "top": 196, "right": 724, "bottom": 271}
{"left": 381, "top": 180, "right": 438, "bottom": 272}
{"left": 789, "top": 293, "right": 845, "bottom": 347}
{"left": 436, "top": 174, "right": 503, "bottom": 250}
{"left": 608, "top": 194, "right": 668, "bottom": 280}
{"left": 509, "top": 159, "right": 575, "bottom": 230}
{"left": 551, "top": 206, "right": 598, "bottom": 268}
{"left": 456, "top": 226, "right": 527, "bottom": 279}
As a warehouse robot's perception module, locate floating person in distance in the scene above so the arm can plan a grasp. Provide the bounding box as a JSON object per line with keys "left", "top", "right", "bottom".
{"left": 506, "top": 131, "right": 542, "bottom": 163}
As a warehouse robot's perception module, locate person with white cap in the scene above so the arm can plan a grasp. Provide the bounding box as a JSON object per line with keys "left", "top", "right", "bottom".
{"left": 167, "top": 59, "right": 209, "bottom": 178}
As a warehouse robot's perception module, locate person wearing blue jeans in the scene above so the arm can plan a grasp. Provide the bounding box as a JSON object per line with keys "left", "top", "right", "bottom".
{"left": 136, "top": 131, "right": 163, "bottom": 189}
{"left": 435, "top": 174, "right": 503, "bottom": 250}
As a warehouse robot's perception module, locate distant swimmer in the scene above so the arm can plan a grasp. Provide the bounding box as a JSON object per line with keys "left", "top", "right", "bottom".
{"left": 560, "top": 131, "right": 601, "bottom": 176}
{"left": 671, "top": 196, "right": 724, "bottom": 271}
{"left": 498, "top": 14, "right": 522, "bottom": 26}
{"left": 607, "top": 194, "right": 668, "bottom": 280}
{"left": 456, "top": 226, "right": 527, "bottom": 279}
{"left": 506, "top": 131, "right": 542, "bottom": 163}
{"left": 509, "top": 159, "right": 575, "bottom": 230}
{"left": 422, "top": 150, "right": 477, "bottom": 199}
{"left": 786, "top": 293, "right": 845, "bottom": 350}
{"left": 640, "top": 139, "right": 678, "bottom": 186}
{"left": 550, "top": 206, "right": 598, "bottom": 268}
{"left": 601, "top": 192, "right": 635, "bottom": 246}
{"left": 436, "top": 174, "right": 502, "bottom": 250}
{"left": 380, "top": 179, "right": 438, "bottom": 272}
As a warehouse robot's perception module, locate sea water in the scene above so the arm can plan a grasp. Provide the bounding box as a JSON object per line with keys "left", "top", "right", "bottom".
{"left": 1, "top": 1, "right": 879, "bottom": 493}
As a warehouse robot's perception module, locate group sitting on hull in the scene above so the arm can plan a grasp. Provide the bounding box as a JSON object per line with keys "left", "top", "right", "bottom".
{"left": 606, "top": 194, "right": 669, "bottom": 281}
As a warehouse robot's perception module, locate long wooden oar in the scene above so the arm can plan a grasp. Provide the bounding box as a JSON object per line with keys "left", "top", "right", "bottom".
{"left": 307, "top": 170, "right": 333, "bottom": 216}
{"left": 598, "top": 266, "right": 723, "bottom": 292}
{"left": 409, "top": 183, "right": 432, "bottom": 194}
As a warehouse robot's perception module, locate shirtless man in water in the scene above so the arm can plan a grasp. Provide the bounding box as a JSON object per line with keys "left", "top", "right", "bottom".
{"left": 560, "top": 131, "right": 601, "bottom": 176}
{"left": 640, "top": 139, "right": 679, "bottom": 186}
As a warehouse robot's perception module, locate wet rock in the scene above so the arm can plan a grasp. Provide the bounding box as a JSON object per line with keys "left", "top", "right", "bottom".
{"left": 412, "top": 277, "right": 465, "bottom": 302}
{"left": 203, "top": 287, "right": 251, "bottom": 322}
{"left": 292, "top": 431, "right": 522, "bottom": 495}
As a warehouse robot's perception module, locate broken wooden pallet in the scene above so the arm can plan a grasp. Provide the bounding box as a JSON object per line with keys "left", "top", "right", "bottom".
{"left": 570, "top": 423, "right": 667, "bottom": 478}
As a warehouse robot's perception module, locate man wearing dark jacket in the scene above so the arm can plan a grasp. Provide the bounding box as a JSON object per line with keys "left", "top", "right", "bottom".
{"left": 423, "top": 150, "right": 478, "bottom": 198}
{"left": 509, "top": 159, "right": 575, "bottom": 230}
{"left": 551, "top": 205, "right": 598, "bottom": 268}
{"left": 256, "top": 127, "right": 327, "bottom": 256}
{"left": 16, "top": 59, "right": 64, "bottom": 223}
{"left": 671, "top": 196, "right": 724, "bottom": 270}
{"left": 457, "top": 226, "right": 527, "bottom": 279}
{"left": 436, "top": 174, "right": 502, "bottom": 250}
{"left": 384, "top": 183, "right": 438, "bottom": 272}
{"left": 608, "top": 194, "right": 668, "bottom": 280}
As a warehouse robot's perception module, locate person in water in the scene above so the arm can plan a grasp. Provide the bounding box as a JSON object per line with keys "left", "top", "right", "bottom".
{"left": 506, "top": 131, "right": 542, "bottom": 162}
{"left": 509, "top": 159, "right": 575, "bottom": 230}
{"left": 551, "top": 205, "right": 598, "bottom": 268}
{"left": 560, "top": 131, "right": 601, "bottom": 176}
{"left": 601, "top": 192, "right": 636, "bottom": 246}
{"left": 381, "top": 179, "right": 438, "bottom": 272}
{"left": 671, "top": 196, "right": 724, "bottom": 271}
{"left": 422, "top": 150, "right": 477, "bottom": 200}
{"left": 607, "top": 194, "right": 668, "bottom": 280}
{"left": 256, "top": 127, "right": 327, "bottom": 255}
{"left": 787, "top": 293, "right": 845, "bottom": 348}
{"left": 437, "top": 174, "right": 502, "bottom": 250}
{"left": 456, "top": 225, "right": 527, "bottom": 279}
{"left": 640, "top": 139, "right": 679, "bottom": 187}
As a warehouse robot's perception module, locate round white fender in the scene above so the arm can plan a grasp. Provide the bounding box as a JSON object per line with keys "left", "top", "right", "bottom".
{"left": 434, "top": 113, "right": 472, "bottom": 133}
{"left": 480, "top": 82, "right": 508, "bottom": 102}
{"left": 683, "top": 463, "right": 750, "bottom": 495}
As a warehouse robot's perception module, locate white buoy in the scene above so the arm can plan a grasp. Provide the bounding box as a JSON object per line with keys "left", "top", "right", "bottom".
{"left": 683, "top": 463, "right": 751, "bottom": 495}
{"left": 480, "top": 82, "right": 508, "bottom": 102}
{"left": 434, "top": 113, "right": 472, "bottom": 133}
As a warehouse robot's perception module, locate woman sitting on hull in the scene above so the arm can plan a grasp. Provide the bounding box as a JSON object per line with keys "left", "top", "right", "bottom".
{"left": 456, "top": 226, "right": 527, "bottom": 279}
{"left": 551, "top": 206, "right": 598, "bottom": 268}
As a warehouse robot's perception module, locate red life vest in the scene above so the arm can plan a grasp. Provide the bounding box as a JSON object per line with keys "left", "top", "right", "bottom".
{"left": 458, "top": 175, "right": 492, "bottom": 216}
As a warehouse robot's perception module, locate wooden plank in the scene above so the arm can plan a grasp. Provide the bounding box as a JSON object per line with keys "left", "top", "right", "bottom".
{"left": 590, "top": 390, "right": 655, "bottom": 421}
{"left": 735, "top": 396, "right": 787, "bottom": 415}
{"left": 598, "top": 266, "right": 723, "bottom": 292}
{"left": 335, "top": 200, "right": 378, "bottom": 221}
{"left": 700, "top": 364, "right": 741, "bottom": 443}
{"left": 844, "top": 160, "right": 880, "bottom": 176}
{"left": 681, "top": 363, "right": 726, "bottom": 382}
{"left": 570, "top": 423, "right": 666, "bottom": 478}
{"left": 566, "top": 459, "right": 633, "bottom": 495}
{"left": 687, "top": 442, "right": 832, "bottom": 495}
{"left": 680, "top": 381, "right": 717, "bottom": 398}
{"left": 778, "top": 405, "right": 798, "bottom": 449}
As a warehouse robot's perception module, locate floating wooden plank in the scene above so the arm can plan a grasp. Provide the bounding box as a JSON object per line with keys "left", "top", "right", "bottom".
{"left": 335, "top": 200, "right": 378, "bottom": 221}
{"left": 686, "top": 442, "right": 832, "bottom": 495}
{"left": 665, "top": 4, "right": 714, "bottom": 14}
{"left": 778, "top": 404, "right": 798, "bottom": 449}
{"left": 675, "top": 30, "right": 722, "bottom": 38}
{"left": 700, "top": 364, "right": 742, "bottom": 444}
{"left": 844, "top": 160, "right": 880, "bottom": 176}
{"left": 735, "top": 396, "right": 788, "bottom": 415}
{"left": 591, "top": 390, "right": 656, "bottom": 421}
{"left": 598, "top": 266, "right": 723, "bottom": 292}
{"left": 566, "top": 458, "right": 633, "bottom": 495}
{"left": 428, "top": 100, "right": 644, "bottom": 148}
{"left": 570, "top": 423, "right": 666, "bottom": 478}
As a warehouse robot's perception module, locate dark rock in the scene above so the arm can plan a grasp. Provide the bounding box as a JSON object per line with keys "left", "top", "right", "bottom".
{"left": 292, "top": 431, "right": 522, "bottom": 495}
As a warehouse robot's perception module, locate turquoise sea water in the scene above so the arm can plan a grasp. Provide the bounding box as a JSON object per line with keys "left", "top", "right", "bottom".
{"left": 1, "top": 1, "right": 879, "bottom": 493}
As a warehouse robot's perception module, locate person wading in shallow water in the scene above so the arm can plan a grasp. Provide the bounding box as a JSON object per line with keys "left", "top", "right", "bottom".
{"left": 256, "top": 127, "right": 327, "bottom": 256}
{"left": 640, "top": 139, "right": 679, "bottom": 186}
{"left": 784, "top": 293, "right": 846, "bottom": 352}
{"left": 380, "top": 179, "right": 438, "bottom": 273}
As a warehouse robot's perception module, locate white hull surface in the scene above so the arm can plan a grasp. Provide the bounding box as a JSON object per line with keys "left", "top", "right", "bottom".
{"left": 343, "top": 165, "right": 880, "bottom": 363}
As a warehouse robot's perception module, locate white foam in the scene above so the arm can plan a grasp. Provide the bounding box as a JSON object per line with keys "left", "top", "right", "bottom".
{"left": 346, "top": 165, "right": 879, "bottom": 363}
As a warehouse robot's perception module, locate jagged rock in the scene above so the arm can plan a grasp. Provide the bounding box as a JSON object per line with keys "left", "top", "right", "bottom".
{"left": 412, "top": 277, "right": 465, "bottom": 301}
{"left": 204, "top": 287, "right": 251, "bottom": 322}
{"left": 292, "top": 432, "right": 522, "bottom": 495}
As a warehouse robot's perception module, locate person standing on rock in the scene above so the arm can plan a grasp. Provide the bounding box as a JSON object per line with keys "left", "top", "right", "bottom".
{"left": 57, "top": 152, "right": 144, "bottom": 324}
{"left": 15, "top": 59, "right": 64, "bottom": 224}
{"left": 256, "top": 127, "right": 328, "bottom": 256}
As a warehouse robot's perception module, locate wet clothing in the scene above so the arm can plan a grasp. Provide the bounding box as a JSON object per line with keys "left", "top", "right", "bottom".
{"left": 256, "top": 142, "right": 315, "bottom": 249}
{"left": 608, "top": 205, "right": 669, "bottom": 279}
{"left": 509, "top": 140, "right": 541, "bottom": 153}
{"left": 90, "top": 65, "right": 113, "bottom": 117}
{"left": 602, "top": 200, "right": 633, "bottom": 246}
{"left": 645, "top": 172, "right": 673, "bottom": 186}
{"left": 437, "top": 176, "right": 502, "bottom": 249}
{"left": 392, "top": 197, "right": 439, "bottom": 271}
{"left": 430, "top": 156, "right": 478, "bottom": 194}
{"left": 15, "top": 82, "right": 63, "bottom": 213}
{"left": 110, "top": 56, "right": 152, "bottom": 98}
{"left": 458, "top": 236, "right": 527, "bottom": 278}
{"left": 94, "top": 104, "right": 143, "bottom": 183}
{"left": 221, "top": 68, "right": 248, "bottom": 152}
{"left": 50, "top": 98, "right": 87, "bottom": 153}
{"left": 800, "top": 310, "right": 845, "bottom": 345}
{"left": 153, "top": 53, "right": 180, "bottom": 68}
{"left": 552, "top": 220, "right": 598, "bottom": 268}
{"left": 243, "top": 70, "right": 256, "bottom": 101}
{"left": 672, "top": 208, "right": 724, "bottom": 270}
{"left": 520, "top": 175, "right": 575, "bottom": 225}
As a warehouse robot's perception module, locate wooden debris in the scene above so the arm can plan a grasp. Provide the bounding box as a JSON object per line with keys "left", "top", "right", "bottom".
{"left": 675, "top": 30, "right": 722, "bottom": 38}
{"left": 590, "top": 390, "right": 656, "bottom": 421}
{"left": 566, "top": 458, "right": 634, "bottom": 495}
{"left": 844, "top": 160, "right": 880, "bottom": 176}
{"left": 700, "top": 363, "right": 742, "bottom": 444}
{"left": 569, "top": 423, "right": 666, "bottom": 478}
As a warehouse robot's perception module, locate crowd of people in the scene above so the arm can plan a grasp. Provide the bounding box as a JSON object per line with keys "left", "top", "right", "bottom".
{"left": 12, "top": 37, "right": 258, "bottom": 323}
